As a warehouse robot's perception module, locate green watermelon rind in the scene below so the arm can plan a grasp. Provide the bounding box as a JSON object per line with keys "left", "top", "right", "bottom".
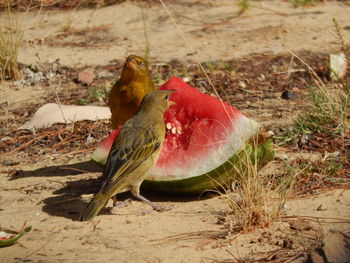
{"left": 0, "top": 226, "right": 32, "bottom": 248}
{"left": 141, "top": 140, "right": 275, "bottom": 194}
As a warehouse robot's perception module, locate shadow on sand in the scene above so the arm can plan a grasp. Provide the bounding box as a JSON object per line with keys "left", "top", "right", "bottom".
{"left": 11, "top": 160, "right": 210, "bottom": 221}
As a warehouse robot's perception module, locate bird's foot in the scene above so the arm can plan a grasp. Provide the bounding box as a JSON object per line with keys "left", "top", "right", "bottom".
{"left": 131, "top": 191, "right": 173, "bottom": 213}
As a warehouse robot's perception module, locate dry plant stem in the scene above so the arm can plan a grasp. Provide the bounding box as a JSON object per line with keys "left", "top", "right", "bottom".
{"left": 34, "top": 50, "right": 68, "bottom": 124}
{"left": 332, "top": 18, "right": 348, "bottom": 57}
{"left": 0, "top": 5, "right": 23, "bottom": 80}
{"left": 285, "top": 45, "right": 349, "bottom": 137}
{"left": 220, "top": 136, "right": 298, "bottom": 232}
{"left": 158, "top": 0, "right": 235, "bottom": 124}
{"left": 141, "top": 7, "right": 150, "bottom": 64}
{"left": 285, "top": 48, "right": 325, "bottom": 91}
{"left": 14, "top": 240, "right": 51, "bottom": 263}
{"left": 282, "top": 215, "right": 350, "bottom": 223}
{"left": 57, "top": 148, "right": 95, "bottom": 159}
{"left": 2, "top": 133, "right": 50, "bottom": 155}
{"left": 53, "top": 78, "right": 67, "bottom": 124}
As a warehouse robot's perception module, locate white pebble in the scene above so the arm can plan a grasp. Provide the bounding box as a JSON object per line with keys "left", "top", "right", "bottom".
{"left": 183, "top": 76, "right": 190, "bottom": 82}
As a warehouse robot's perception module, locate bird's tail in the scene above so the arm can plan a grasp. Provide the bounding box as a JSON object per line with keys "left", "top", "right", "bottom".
{"left": 80, "top": 193, "right": 109, "bottom": 221}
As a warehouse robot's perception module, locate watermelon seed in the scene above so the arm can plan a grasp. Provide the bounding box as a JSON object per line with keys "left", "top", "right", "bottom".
{"left": 177, "top": 127, "right": 182, "bottom": 135}
{"left": 166, "top": 122, "right": 172, "bottom": 130}
{"left": 171, "top": 127, "right": 177, "bottom": 134}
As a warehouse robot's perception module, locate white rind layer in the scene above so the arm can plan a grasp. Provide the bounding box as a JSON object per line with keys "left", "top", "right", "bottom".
{"left": 148, "top": 115, "right": 259, "bottom": 181}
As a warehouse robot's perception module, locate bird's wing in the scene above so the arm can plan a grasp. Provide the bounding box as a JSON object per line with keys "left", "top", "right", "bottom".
{"left": 99, "top": 124, "right": 161, "bottom": 194}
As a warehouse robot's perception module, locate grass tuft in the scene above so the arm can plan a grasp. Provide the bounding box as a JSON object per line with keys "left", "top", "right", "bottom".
{"left": 235, "top": 0, "right": 251, "bottom": 15}
{"left": 276, "top": 37, "right": 349, "bottom": 146}
{"left": 0, "top": 6, "right": 23, "bottom": 80}
{"left": 283, "top": 156, "right": 348, "bottom": 196}
{"left": 294, "top": 86, "right": 348, "bottom": 136}
{"left": 220, "top": 138, "right": 291, "bottom": 233}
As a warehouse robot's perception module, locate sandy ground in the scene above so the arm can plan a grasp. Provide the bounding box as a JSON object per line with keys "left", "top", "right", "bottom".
{"left": 1, "top": 1, "right": 350, "bottom": 262}
{"left": 1, "top": 159, "right": 349, "bottom": 262}
{"left": 15, "top": 0, "right": 350, "bottom": 66}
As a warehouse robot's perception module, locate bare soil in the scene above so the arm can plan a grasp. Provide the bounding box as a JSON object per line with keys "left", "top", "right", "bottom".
{"left": 1, "top": 1, "right": 350, "bottom": 262}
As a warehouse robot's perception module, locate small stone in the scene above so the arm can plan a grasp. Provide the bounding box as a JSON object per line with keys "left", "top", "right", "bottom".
{"left": 78, "top": 67, "right": 95, "bottom": 86}
{"left": 329, "top": 53, "right": 347, "bottom": 81}
{"left": 281, "top": 90, "right": 294, "bottom": 100}
{"left": 327, "top": 151, "right": 341, "bottom": 161}
{"left": 86, "top": 134, "right": 95, "bottom": 144}
{"left": 12, "top": 80, "right": 22, "bottom": 87}
{"left": 300, "top": 134, "right": 310, "bottom": 145}
{"left": 238, "top": 80, "right": 246, "bottom": 89}
{"left": 183, "top": 76, "right": 191, "bottom": 82}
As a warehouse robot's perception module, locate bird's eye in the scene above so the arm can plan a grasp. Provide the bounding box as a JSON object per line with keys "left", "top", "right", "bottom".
{"left": 164, "top": 95, "right": 169, "bottom": 99}
{"left": 139, "top": 62, "right": 145, "bottom": 67}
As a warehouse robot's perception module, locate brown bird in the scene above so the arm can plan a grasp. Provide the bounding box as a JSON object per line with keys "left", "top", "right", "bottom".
{"left": 109, "top": 55, "right": 155, "bottom": 129}
{"left": 81, "top": 90, "right": 175, "bottom": 221}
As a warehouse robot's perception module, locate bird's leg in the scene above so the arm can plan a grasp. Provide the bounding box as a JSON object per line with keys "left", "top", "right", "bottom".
{"left": 112, "top": 195, "right": 117, "bottom": 207}
{"left": 130, "top": 185, "right": 171, "bottom": 212}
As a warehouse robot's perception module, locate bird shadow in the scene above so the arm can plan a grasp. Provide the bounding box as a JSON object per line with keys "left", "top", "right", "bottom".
{"left": 12, "top": 160, "right": 212, "bottom": 221}
{"left": 10, "top": 160, "right": 102, "bottom": 180}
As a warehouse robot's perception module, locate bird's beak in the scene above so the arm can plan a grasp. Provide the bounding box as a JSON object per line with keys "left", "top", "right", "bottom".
{"left": 169, "top": 101, "right": 176, "bottom": 106}
{"left": 126, "top": 57, "right": 137, "bottom": 69}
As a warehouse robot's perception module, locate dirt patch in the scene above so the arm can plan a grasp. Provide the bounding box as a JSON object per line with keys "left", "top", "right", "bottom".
{"left": 0, "top": 1, "right": 350, "bottom": 262}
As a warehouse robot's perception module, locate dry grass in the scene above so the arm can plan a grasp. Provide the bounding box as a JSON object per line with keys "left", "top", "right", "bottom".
{"left": 298, "top": 19, "right": 349, "bottom": 136}
{"left": 0, "top": 6, "right": 23, "bottom": 80}
{"left": 291, "top": 51, "right": 349, "bottom": 137}
{"left": 219, "top": 138, "right": 294, "bottom": 233}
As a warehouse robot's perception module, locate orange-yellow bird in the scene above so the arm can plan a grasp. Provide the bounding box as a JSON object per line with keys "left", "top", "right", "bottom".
{"left": 109, "top": 55, "right": 155, "bottom": 129}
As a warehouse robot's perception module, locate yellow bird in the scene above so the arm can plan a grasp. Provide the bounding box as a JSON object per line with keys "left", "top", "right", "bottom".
{"left": 109, "top": 55, "right": 155, "bottom": 129}
{"left": 81, "top": 90, "right": 175, "bottom": 221}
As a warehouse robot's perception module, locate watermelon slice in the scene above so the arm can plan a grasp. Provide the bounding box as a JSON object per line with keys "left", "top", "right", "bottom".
{"left": 91, "top": 77, "right": 274, "bottom": 193}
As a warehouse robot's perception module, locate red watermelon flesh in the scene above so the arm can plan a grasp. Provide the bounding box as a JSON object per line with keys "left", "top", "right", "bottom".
{"left": 91, "top": 76, "right": 259, "bottom": 181}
